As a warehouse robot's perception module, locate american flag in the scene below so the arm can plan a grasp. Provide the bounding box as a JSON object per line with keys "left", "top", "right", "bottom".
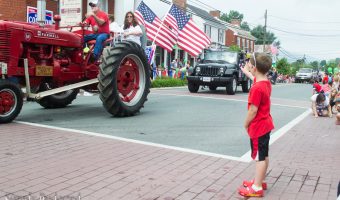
{"left": 164, "top": 4, "right": 211, "bottom": 57}
{"left": 135, "top": 1, "right": 176, "bottom": 52}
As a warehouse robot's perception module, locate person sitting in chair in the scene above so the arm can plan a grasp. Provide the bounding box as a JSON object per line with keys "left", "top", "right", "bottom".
{"left": 122, "top": 11, "right": 142, "bottom": 46}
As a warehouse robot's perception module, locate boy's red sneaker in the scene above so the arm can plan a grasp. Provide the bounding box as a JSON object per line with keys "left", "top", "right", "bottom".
{"left": 243, "top": 179, "right": 267, "bottom": 190}
{"left": 238, "top": 186, "right": 264, "bottom": 197}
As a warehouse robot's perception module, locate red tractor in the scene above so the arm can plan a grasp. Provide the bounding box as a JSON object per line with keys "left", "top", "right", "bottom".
{"left": 0, "top": 16, "right": 150, "bottom": 123}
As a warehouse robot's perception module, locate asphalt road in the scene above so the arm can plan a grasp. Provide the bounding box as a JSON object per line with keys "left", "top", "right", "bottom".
{"left": 16, "top": 83, "right": 312, "bottom": 158}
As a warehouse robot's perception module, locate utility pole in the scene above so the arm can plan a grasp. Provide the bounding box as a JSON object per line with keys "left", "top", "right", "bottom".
{"left": 263, "top": 9, "right": 267, "bottom": 53}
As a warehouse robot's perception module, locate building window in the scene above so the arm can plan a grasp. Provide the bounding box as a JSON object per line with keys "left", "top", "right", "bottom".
{"left": 204, "top": 25, "right": 211, "bottom": 37}
{"left": 218, "top": 29, "right": 224, "bottom": 44}
{"left": 250, "top": 41, "right": 253, "bottom": 52}
{"left": 242, "top": 38, "right": 245, "bottom": 49}
{"left": 237, "top": 37, "right": 240, "bottom": 47}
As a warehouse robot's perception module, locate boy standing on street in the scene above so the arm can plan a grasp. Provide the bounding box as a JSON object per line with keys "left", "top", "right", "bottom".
{"left": 238, "top": 53, "right": 274, "bottom": 197}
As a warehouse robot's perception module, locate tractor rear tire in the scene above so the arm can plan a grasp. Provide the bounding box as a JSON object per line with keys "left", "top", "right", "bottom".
{"left": 98, "top": 41, "right": 150, "bottom": 117}
{"left": 0, "top": 80, "right": 23, "bottom": 123}
{"left": 37, "top": 83, "right": 79, "bottom": 109}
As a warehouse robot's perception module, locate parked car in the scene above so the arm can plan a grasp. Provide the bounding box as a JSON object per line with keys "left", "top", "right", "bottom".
{"left": 186, "top": 50, "right": 251, "bottom": 95}
{"left": 295, "top": 68, "right": 317, "bottom": 83}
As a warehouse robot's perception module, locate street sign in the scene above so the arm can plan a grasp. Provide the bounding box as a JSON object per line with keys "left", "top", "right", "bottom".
{"left": 27, "top": 6, "right": 53, "bottom": 25}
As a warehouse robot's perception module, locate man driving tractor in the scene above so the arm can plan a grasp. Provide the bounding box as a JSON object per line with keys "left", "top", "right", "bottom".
{"left": 83, "top": 0, "right": 110, "bottom": 61}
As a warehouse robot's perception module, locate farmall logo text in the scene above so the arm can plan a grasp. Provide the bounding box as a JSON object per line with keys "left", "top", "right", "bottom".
{"left": 37, "top": 31, "right": 59, "bottom": 39}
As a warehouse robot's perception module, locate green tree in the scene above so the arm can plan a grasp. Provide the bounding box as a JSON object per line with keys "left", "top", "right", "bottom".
{"left": 240, "top": 22, "right": 251, "bottom": 31}
{"left": 326, "top": 60, "right": 337, "bottom": 74}
{"left": 335, "top": 58, "right": 340, "bottom": 65}
{"left": 221, "top": 10, "right": 251, "bottom": 31}
{"left": 310, "top": 61, "right": 319, "bottom": 70}
{"left": 276, "top": 58, "right": 290, "bottom": 75}
{"left": 229, "top": 45, "right": 241, "bottom": 52}
{"left": 320, "top": 60, "right": 326, "bottom": 67}
{"left": 250, "top": 25, "right": 277, "bottom": 45}
{"left": 220, "top": 10, "right": 244, "bottom": 22}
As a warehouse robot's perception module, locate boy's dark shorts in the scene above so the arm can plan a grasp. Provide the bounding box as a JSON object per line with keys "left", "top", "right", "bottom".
{"left": 250, "top": 132, "right": 270, "bottom": 161}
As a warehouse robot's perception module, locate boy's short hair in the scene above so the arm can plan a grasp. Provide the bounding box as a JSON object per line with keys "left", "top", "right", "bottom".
{"left": 250, "top": 53, "right": 272, "bottom": 74}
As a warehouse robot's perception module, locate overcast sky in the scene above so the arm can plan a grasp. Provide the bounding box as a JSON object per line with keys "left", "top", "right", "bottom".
{"left": 144, "top": 0, "right": 340, "bottom": 62}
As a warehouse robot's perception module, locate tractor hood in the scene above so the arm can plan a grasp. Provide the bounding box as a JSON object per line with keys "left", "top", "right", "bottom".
{"left": 0, "top": 20, "right": 82, "bottom": 48}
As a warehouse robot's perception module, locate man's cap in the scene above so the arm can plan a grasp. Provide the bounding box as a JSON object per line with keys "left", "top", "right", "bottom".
{"left": 89, "top": 0, "right": 98, "bottom": 7}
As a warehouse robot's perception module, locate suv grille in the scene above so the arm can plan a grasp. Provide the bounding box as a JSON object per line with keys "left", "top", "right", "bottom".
{"left": 0, "top": 30, "right": 11, "bottom": 63}
{"left": 199, "top": 66, "right": 219, "bottom": 76}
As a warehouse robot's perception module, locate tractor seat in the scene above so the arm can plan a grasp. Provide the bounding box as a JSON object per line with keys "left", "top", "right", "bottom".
{"left": 87, "top": 37, "right": 113, "bottom": 45}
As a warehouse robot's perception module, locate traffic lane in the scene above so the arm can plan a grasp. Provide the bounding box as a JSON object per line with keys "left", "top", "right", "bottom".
{"left": 156, "top": 83, "right": 312, "bottom": 102}
{"left": 152, "top": 85, "right": 309, "bottom": 109}
{"left": 17, "top": 92, "right": 306, "bottom": 157}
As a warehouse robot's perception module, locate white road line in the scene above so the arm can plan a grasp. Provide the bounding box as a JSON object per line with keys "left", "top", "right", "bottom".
{"left": 15, "top": 120, "right": 247, "bottom": 162}
{"left": 151, "top": 93, "right": 309, "bottom": 109}
{"left": 239, "top": 109, "right": 312, "bottom": 162}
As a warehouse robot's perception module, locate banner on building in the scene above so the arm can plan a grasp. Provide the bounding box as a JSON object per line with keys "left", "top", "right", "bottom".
{"left": 27, "top": 6, "right": 53, "bottom": 24}
{"left": 60, "top": 0, "right": 82, "bottom": 26}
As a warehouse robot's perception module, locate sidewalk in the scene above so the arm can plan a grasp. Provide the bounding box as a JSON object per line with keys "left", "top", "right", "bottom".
{"left": 0, "top": 115, "right": 339, "bottom": 200}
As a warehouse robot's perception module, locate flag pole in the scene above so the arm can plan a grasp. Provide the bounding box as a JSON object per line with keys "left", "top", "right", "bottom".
{"left": 151, "top": 3, "right": 174, "bottom": 47}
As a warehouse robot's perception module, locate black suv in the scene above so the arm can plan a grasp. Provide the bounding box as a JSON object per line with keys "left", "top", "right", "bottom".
{"left": 187, "top": 50, "right": 251, "bottom": 95}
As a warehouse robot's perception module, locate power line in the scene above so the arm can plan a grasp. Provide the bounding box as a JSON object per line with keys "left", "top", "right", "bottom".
{"left": 188, "top": 0, "right": 217, "bottom": 12}
{"left": 267, "top": 26, "right": 340, "bottom": 37}
{"left": 268, "top": 14, "right": 340, "bottom": 24}
{"left": 187, "top": 0, "right": 212, "bottom": 12}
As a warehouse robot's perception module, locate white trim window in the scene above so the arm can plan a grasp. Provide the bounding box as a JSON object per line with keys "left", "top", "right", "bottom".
{"left": 237, "top": 37, "right": 240, "bottom": 47}
{"left": 205, "top": 25, "right": 211, "bottom": 38}
{"left": 218, "top": 29, "right": 224, "bottom": 44}
{"left": 242, "top": 38, "right": 245, "bottom": 50}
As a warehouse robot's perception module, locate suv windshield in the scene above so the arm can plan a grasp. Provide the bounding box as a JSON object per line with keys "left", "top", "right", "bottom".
{"left": 204, "top": 51, "right": 238, "bottom": 64}
{"left": 298, "top": 68, "right": 312, "bottom": 73}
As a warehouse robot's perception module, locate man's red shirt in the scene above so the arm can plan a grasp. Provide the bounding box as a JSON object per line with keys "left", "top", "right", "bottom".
{"left": 85, "top": 10, "right": 110, "bottom": 34}
{"left": 247, "top": 80, "right": 274, "bottom": 139}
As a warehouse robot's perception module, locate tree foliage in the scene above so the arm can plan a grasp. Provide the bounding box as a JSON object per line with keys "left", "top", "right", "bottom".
{"left": 310, "top": 61, "right": 319, "bottom": 70}
{"left": 276, "top": 58, "right": 290, "bottom": 75}
{"left": 250, "top": 25, "right": 277, "bottom": 45}
{"left": 240, "top": 22, "right": 251, "bottom": 31}
{"left": 220, "top": 10, "right": 244, "bottom": 22}
{"left": 335, "top": 58, "right": 340, "bottom": 65}
{"left": 229, "top": 45, "right": 241, "bottom": 52}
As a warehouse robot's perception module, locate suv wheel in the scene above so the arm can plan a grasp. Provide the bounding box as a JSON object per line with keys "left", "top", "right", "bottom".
{"left": 209, "top": 86, "right": 217, "bottom": 91}
{"left": 241, "top": 79, "right": 251, "bottom": 93}
{"left": 188, "top": 81, "right": 199, "bottom": 93}
{"left": 226, "top": 75, "right": 237, "bottom": 95}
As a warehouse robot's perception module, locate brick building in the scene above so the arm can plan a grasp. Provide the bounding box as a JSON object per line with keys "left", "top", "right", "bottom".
{"left": 225, "top": 19, "right": 256, "bottom": 52}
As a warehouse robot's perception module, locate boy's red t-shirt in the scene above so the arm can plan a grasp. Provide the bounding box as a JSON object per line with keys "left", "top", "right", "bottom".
{"left": 313, "top": 83, "right": 322, "bottom": 93}
{"left": 247, "top": 80, "right": 274, "bottom": 139}
{"left": 85, "top": 11, "right": 110, "bottom": 34}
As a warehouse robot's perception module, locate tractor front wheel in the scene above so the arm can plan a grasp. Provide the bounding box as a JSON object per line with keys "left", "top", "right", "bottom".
{"left": 37, "top": 83, "right": 79, "bottom": 109}
{"left": 98, "top": 41, "right": 150, "bottom": 117}
{"left": 0, "top": 80, "right": 23, "bottom": 123}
